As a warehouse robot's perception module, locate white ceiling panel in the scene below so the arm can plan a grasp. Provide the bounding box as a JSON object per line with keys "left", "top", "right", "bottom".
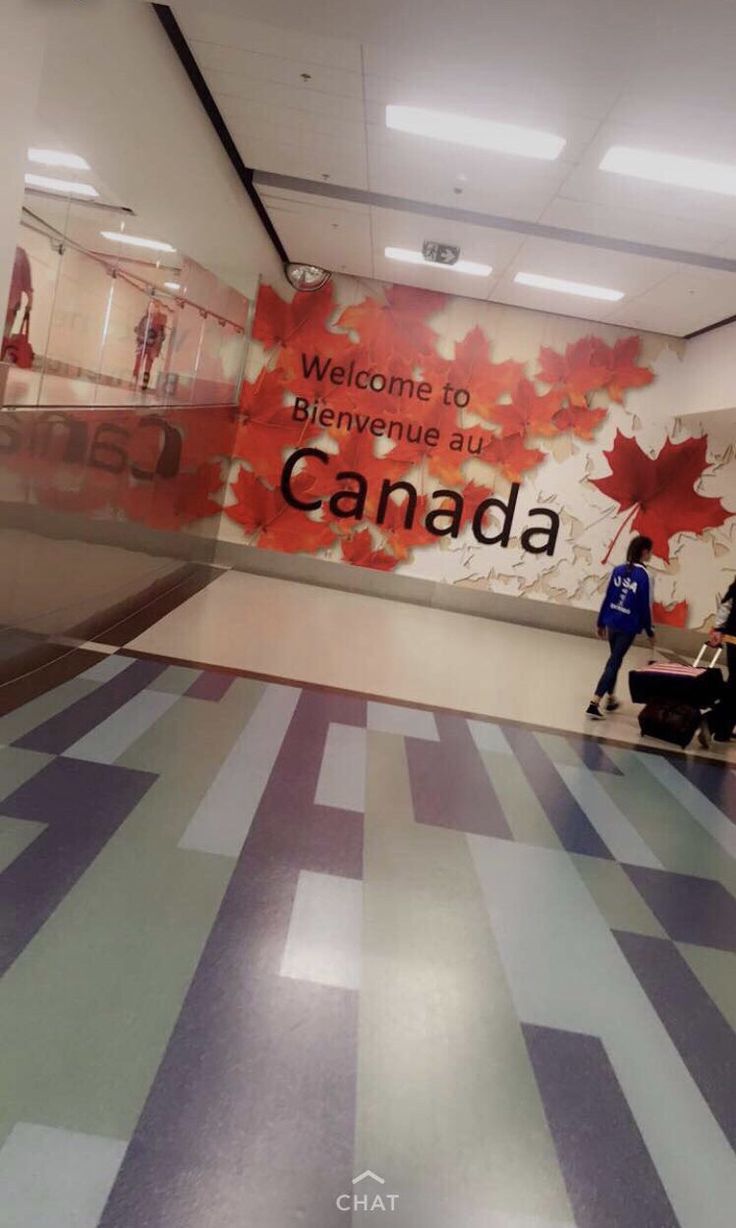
{"left": 539, "top": 197, "right": 734, "bottom": 257}
{"left": 230, "top": 125, "right": 368, "bottom": 188}
{"left": 365, "top": 138, "right": 568, "bottom": 222}
{"left": 176, "top": 9, "right": 362, "bottom": 71}
{"left": 173, "top": 0, "right": 736, "bottom": 334}
{"left": 189, "top": 40, "right": 363, "bottom": 98}
{"left": 605, "top": 268, "right": 736, "bottom": 337}
{"left": 210, "top": 75, "right": 365, "bottom": 124}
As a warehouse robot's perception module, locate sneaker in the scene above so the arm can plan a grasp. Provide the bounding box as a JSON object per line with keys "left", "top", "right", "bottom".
{"left": 698, "top": 718, "right": 712, "bottom": 750}
{"left": 586, "top": 702, "right": 605, "bottom": 721}
{"left": 605, "top": 697, "right": 621, "bottom": 712}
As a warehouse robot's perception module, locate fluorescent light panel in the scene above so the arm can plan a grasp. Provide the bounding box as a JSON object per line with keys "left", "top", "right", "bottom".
{"left": 27, "top": 147, "right": 90, "bottom": 170}
{"left": 386, "top": 104, "right": 565, "bottom": 160}
{"left": 100, "top": 231, "right": 176, "bottom": 253}
{"left": 514, "top": 271, "right": 624, "bottom": 301}
{"left": 385, "top": 246, "right": 491, "bottom": 276}
{"left": 164, "top": 281, "right": 181, "bottom": 291}
{"left": 600, "top": 144, "right": 736, "bottom": 196}
{"left": 25, "top": 172, "right": 98, "bottom": 198}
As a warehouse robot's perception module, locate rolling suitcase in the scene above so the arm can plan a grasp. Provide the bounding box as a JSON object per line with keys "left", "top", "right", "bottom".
{"left": 638, "top": 701, "right": 701, "bottom": 748}
{"left": 629, "top": 644, "right": 724, "bottom": 707}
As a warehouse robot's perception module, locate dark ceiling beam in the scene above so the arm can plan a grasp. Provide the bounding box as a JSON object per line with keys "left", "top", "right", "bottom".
{"left": 151, "top": 3, "right": 289, "bottom": 265}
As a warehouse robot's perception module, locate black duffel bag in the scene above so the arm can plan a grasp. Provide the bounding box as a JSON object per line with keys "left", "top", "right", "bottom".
{"left": 638, "top": 701, "right": 702, "bottom": 748}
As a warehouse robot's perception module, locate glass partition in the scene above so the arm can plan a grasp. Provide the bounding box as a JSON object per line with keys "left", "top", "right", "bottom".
{"left": 2, "top": 188, "right": 249, "bottom": 409}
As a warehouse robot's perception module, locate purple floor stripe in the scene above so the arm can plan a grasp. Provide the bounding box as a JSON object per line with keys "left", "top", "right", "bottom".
{"left": 502, "top": 726, "right": 612, "bottom": 858}
{"left": 672, "top": 756, "right": 736, "bottom": 825}
{"left": 185, "top": 671, "right": 235, "bottom": 701}
{"left": 623, "top": 864, "right": 736, "bottom": 952}
{"left": 615, "top": 930, "right": 736, "bottom": 1148}
{"left": 566, "top": 732, "right": 624, "bottom": 775}
{"left": 406, "top": 712, "right": 512, "bottom": 838}
{"left": 97, "top": 689, "right": 364, "bottom": 1228}
{"left": 14, "top": 659, "right": 168, "bottom": 754}
{"left": 0, "top": 757, "right": 156, "bottom": 975}
{"left": 523, "top": 1023, "right": 679, "bottom": 1228}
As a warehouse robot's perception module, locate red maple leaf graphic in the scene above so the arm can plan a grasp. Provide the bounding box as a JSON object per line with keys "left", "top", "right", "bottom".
{"left": 553, "top": 402, "right": 608, "bottom": 441}
{"left": 488, "top": 379, "right": 563, "bottom": 438}
{"left": 652, "top": 599, "right": 689, "bottom": 628}
{"left": 225, "top": 465, "right": 335, "bottom": 554}
{"left": 234, "top": 368, "right": 323, "bottom": 487}
{"left": 537, "top": 335, "right": 653, "bottom": 407}
{"left": 604, "top": 336, "right": 656, "bottom": 403}
{"left": 442, "top": 326, "right": 524, "bottom": 412}
{"left": 341, "top": 528, "right": 398, "bottom": 571}
{"left": 253, "top": 281, "right": 338, "bottom": 351}
{"left": 590, "top": 431, "right": 731, "bottom": 562}
{"left": 478, "top": 433, "right": 546, "bottom": 483}
{"left": 337, "top": 284, "right": 445, "bottom": 369}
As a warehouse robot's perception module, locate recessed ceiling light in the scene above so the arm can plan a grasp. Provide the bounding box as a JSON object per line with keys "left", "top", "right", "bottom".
{"left": 100, "top": 231, "right": 176, "bottom": 253}
{"left": 386, "top": 105, "right": 565, "bottom": 161}
{"left": 27, "top": 147, "right": 90, "bottom": 170}
{"left": 25, "top": 172, "right": 98, "bottom": 198}
{"left": 164, "top": 281, "right": 181, "bottom": 291}
{"left": 385, "top": 246, "right": 491, "bottom": 276}
{"left": 514, "top": 271, "right": 623, "bottom": 301}
{"left": 600, "top": 144, "right": 736, "bottom": 196}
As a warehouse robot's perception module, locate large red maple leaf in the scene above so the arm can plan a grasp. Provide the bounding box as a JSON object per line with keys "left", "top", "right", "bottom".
{"left": 225, "top": 466, "right": 335, "bottom": 554}
{"left": 337, "top": 284, "right": 445, "bottom": 370}
{"left": 590, "top": 431, "right": 731, "bottom": 562}
{"left": 487, "top": 379, "right": 563, "bottom": 439}
{"left": 341, "top": 528, "right": 398, "bottom": 571}
{"left": 234, "top": 368, "right": 323, "bottom": 487}
{"left": 652, "top": 599, "right": 689, "bottom": 628}
{"left": 553, "top": 402, "right": 608, "bottom": 441}
{"left": 434, "top": 327, "right": 524, "bottom": 416}
{"left": 476, "top": 433, "right": 546, "bottom": 483}
{"left": 252, "top": 281, "right": 338, "bottom": 351}
{"left": 604, "top": 336, "right": 655, "bottom": 402}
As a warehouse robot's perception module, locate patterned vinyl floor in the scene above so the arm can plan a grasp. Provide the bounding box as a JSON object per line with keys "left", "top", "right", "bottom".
{"left": 0, "top": 649, "right": 734, "bottom": 1227}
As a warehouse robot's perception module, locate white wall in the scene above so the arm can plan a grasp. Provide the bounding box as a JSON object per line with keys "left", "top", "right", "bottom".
{"left": 35, "top": 0, "right": 286, "bottom": 297}
{"left": 678, "top": 320, "right": 736, "bottom": 419}
{"left": 0, "top": 1, "right": 44, "bottom": 317}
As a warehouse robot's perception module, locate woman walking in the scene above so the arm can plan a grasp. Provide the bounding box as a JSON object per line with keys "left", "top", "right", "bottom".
{"left": 586, "top": 535, "right": 655, "bottom": 720}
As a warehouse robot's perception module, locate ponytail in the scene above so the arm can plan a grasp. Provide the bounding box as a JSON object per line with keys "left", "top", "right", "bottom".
{"left": 625, "top": 534, "right": 653, "bottom": 573}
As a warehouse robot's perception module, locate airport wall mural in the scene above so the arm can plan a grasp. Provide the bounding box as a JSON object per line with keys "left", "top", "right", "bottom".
{"left": 221, "top": 275, "right": 736, "bottom": 630}
{"left": 2, "top": 273, "right": 735, "bottom": 630}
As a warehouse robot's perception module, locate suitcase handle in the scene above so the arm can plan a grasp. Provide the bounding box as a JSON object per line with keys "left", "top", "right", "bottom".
{"left": 694, "top": 644, "right": 723, "bottom": 668}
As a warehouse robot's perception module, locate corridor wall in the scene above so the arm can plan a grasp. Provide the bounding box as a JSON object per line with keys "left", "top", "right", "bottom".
{"left": 217, "top": 275, "right": 736, "bottom": 634}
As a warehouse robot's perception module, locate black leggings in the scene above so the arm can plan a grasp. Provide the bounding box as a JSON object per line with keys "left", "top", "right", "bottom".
{"left": 595, "top": 629, "right": 635, "bottom": 698}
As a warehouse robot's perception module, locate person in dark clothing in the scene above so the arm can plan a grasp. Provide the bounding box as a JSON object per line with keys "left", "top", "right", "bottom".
{"left": 4, "top": 245, "right": 33, "bottom": 340}
{"left": 133, "top": 301, "right": 167, "bottom": 390}
{"left": 699, "top": 578, "right": 736, "bottom": 748}
{"left": 586, "top": 535, "right": 655, "bottom": 721}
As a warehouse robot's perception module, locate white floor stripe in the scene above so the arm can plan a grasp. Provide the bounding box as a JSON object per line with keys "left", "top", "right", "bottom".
{"left": 0, "top": 1122, "right": 126, "bottom": 1228}
{"left": 467, "top": 719, "right": 514, "bottom": 755}
{"left": 635, "top": 752, "right": 736, "bottom": 860}
{"left": 315, "top": 722, "right": 367, "bottom": 813}
{"left": 367, "top": 701, "right": 439, "bottom": 740}
{"left": 468, "top": 836, "right": 736, "bottom": 1228}
{"left": 65, "top": 690, "right": 180, "bottom": 763}
{"left": 78, "top": 655, "right": 131, "bottom": 683}
{"left": 556, "top": 762, "right": 662, "bottom": 868}
{"left": 280, "top": 869, "right": 362, "bottom": 990}
{"left": 178, "top": 683, "right": 300, "bottom": 856}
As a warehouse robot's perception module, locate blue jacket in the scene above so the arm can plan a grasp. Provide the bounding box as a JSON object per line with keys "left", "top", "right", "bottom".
{"left": 598, "top": 563, "right": 654, "bottom": 636}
